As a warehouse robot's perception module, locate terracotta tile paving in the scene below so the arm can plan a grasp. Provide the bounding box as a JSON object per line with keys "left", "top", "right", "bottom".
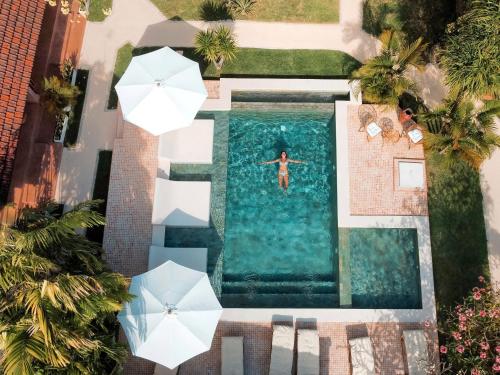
{"left": 103, "top": 122, "right": 158, "bottom": 277}
{"left": 348, "top": 104, "right": 428, "bottom": 216}
{"left": 205, "top": 79, "right": 221, "bottom": 99}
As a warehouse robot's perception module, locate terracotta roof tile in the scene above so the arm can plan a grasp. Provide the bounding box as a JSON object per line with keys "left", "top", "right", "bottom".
{"left": 0, "top": 0, "right": 45, "bottom": 203}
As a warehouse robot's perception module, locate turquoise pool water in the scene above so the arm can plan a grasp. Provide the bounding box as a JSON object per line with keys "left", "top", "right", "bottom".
{"left": 222, "top": 110, "right": 338, "bottom": 307}
{"left": 347, "top": 228, "right": 422, "bottom": 309}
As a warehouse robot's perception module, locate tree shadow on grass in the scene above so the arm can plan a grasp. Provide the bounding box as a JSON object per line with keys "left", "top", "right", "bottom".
{"left": 427, "top": 158, "right": 489, "bottom": 315}
{"left": 199, "top": 0, "right": 233, "bottom": 21}
{"left": 362, "top": 0, "right": 457, "bottom": 46}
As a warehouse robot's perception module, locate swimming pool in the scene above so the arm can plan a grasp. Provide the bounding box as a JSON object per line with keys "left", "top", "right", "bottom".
{"left": 222, "top": 110, "right": 339, "bottom": 307}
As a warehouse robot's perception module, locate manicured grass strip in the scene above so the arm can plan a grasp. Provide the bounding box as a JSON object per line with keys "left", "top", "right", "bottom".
{"left": 64, "top": 69, "right": 89, "bottom": 147}
{"left": 86, "top": 150, "right": 113, "bottom": 244}
{"left": 150, "top": 0, "right": 339, "bottom": 23}
{"left": 107, "top": 44, "right": 361, "bottom": 109}
{"left": 427, "top": 160, "right": 490, "bottom": 314}
{"left": 87, "top": 0, "right": 113, "bottom": 22}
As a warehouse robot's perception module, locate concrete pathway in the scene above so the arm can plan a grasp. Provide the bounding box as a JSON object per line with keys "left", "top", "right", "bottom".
{"left": 481, "top": 122, "right": 500, "bottom": 288}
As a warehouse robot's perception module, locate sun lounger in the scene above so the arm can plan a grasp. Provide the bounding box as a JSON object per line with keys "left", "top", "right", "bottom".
{"left": 269, "top": 325, "right": 295, "bottom": 375}
{"left": 158, "top": 119, "right": 214, "bottom": 164}
{"left": 152, "top": 178, "right": 211, "bottom": 227}
{"left": 403, "top": 329, "right": 429, "bottom": 375}
{"left": 349, "top": 337, "right": 375, "bottom": 375}
{"left": 297, "top": 329, "right": 320, "bottom": 375}
{"left": 222, "top": 337, "right": 244, "bottom": 375}
{"left": 154, "top": 364, "right": 178, "bottom": 375}
{"left": 148, "top": 245, "right": 207, "bottom": 272}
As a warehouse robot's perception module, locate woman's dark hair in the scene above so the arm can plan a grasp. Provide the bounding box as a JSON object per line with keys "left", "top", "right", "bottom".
{"left": 280, "top": 150, "right": 287, "bottom": 158}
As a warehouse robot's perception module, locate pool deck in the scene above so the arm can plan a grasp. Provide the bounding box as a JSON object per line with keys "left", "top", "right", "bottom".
{"left": 102, "top": 78, "right": 437, "bottom": 374}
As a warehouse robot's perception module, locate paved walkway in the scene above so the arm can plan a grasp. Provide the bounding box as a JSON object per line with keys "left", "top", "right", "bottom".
{"left": 480, "top": 122, "right": 500, "bottom": 288}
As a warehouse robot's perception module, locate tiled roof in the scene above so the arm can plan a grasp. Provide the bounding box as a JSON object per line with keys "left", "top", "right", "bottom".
{"left": 0, "top": 0, "right": 45, "bottom": 203}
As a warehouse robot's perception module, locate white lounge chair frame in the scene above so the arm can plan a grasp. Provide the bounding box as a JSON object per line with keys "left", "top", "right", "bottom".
{"left": 349, "top": 337, "right": 375, "bottom": 375}
{"left": 158, "top": 119, "right": 214, "bottom": 164}
{"left": 152, "top": 178, "right": 211, "bottom": 227}
{"left": 297, "top": 329, "right": 320, "bottom": 375}
{"left": 403, "top": 329, "right": 429, "bottom": 375}
{"left": 222, "top": 336, "right": 244, "bottom": 375}
{"left": 269, "top": 325, "right": 295, "bottom": 375}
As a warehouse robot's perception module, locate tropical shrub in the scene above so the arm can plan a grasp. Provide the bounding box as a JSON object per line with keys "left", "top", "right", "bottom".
{"left": 439, "top": 276, "right": 500, "bottom": 374}
{"left": 421, "top": 98, "right": 500, "bottom": 169}
{"left": 195, "top": 25, "right": 237, "bottom": 71}
{"left": 226, "top": 0, "right": 256, "bottom": 16}
{"left": 440, "top": 0, "right": 500, "bottom": 98}
{"left": 0, "top": 201, "right": 132, "bottom": 374}
{"left": 350, "top": 30, "right": 427, "bottom": 105}
{"left": 40, "top": 75, "right": 80, "bottom": 117}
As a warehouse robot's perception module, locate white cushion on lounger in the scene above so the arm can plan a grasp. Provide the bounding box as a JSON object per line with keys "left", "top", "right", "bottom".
{"left": 158, "top": 119, "right": 214, "bottom": 164}
{"left": 349, "top": 337, "right": 375, "bottom": 375}
{"left": 152, "top": 178, "right": 211, "bottom": 227}
{"left": 297, "top": 329, "right": 320, "bottom": 375}
{"left": 269, "top": 325, "right": 295, "bottom": 375}
{"left": 408, "top": 129, "right": 423, "bottom": 143}
{"left": 366, "top": 122, "right": 382, "bottom": 137}
{"left": 403, "top": 330, "right": 429, "bottom": 375}
{"left": 148, "top": 246, "right": 207, "bottom": 272}
{"left": 222, "top": 337, "right": 244, "bottom": 375}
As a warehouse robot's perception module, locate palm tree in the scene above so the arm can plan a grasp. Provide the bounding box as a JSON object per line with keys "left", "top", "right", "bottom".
{"left": 421, "top": 99, "right": 500, "bottom": 169}
{"left": 40, "top": 75, "right": 81, "bottom": 117}
{"left": 0, "top": 201, "right": 132, "bottom": 374}
{"left": 195, "top": 25, "right": 237, "bottom": 71}
{"left": 350, "top": 30, "right": 427, "bottom": 106}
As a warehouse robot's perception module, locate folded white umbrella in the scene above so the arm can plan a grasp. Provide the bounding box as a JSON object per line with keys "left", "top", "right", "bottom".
{"left": 118, "top": 261, "right": 223, "bottom": 369}
{"left": 115, "top": 47, "right": 207, "bottom": 136}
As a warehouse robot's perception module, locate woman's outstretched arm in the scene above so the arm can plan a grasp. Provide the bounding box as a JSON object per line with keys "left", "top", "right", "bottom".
{"left": 288, "top": 159, "right": 306, "bottom": 164}
{"left": 257, "top": 159, "right": 279, "bottom": 165}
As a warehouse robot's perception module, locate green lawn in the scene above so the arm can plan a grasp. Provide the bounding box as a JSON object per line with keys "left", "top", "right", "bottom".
{"left": 87, "top": 0, "right": 113, "bottom": 22}
{"left": 150, "top": 0, "right": 339, "bottom": 22}
{"left": 107, "top": 44, "right": 360, "bottom": 109}
{"left": 362, "top": 0, "right": 456, "bottom": 45}
{"left": 427, "top": 159, "right": 490, "bottom": 314}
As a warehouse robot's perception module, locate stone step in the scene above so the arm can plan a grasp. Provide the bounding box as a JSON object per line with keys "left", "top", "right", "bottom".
{"left": 222, "top": 280, "right": 337, "bottom": 295}
{"left": 221, "top": 293, "right": 339, "bottom": 308}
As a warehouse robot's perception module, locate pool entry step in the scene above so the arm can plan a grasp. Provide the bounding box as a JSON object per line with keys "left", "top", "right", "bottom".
{"left": 221, "top": 279, "right": 339, "bottom": 308}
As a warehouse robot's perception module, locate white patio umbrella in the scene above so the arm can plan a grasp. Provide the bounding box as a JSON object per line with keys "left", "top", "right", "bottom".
{"left": 118, "top": 261, "right": 222, "bottom": 369}
{"left": 115, "top": 47, "right": 207, "bottom": 136}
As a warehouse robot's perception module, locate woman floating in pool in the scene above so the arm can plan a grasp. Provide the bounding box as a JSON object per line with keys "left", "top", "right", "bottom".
{"left": 258, "top": 151, "right": 305, "bottom": 192}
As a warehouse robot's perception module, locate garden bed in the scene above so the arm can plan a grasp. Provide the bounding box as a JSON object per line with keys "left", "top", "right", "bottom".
{"left": 64, "top": 69, "right": 89, "bottom": 147}
{"left": 87, "top": 0, "right": 113, "bottom": 22}
{"left": 107, "top": 44, "right": 360, "bottom": 109}
{"left": 427, "top": 160, "right": 490, "bottom": 314}
{"left": 86, "top": 150, "right": 113, "bottom": 244}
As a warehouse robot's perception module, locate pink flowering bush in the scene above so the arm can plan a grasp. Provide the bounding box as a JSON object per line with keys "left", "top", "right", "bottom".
{"left": 439, "top": 277, "right": 500, "bottom": 374}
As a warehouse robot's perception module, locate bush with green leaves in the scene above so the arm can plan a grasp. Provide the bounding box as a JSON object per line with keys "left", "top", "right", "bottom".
{"left": 195, "top": 25, "right": 237, "bottom": 71}
{"left": 440, "top": 0, "right": 500, "bottom": 98}
{"left": 350, "top": 30, "right": 427, "bottom": 105}
{"left": 40, "top": 75, "right": 81, "bottom": 118}
{"left": 421, "top": 98, "right": 500, "bottom": 169}
{"left": 226, "top": 0, "right": 256, "bottom": 16}
{"left": 0, "top": 201, "right": 132, "bottom": 374}
{"left": 439, "top": 277, "right": 500, "bottom": 374}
